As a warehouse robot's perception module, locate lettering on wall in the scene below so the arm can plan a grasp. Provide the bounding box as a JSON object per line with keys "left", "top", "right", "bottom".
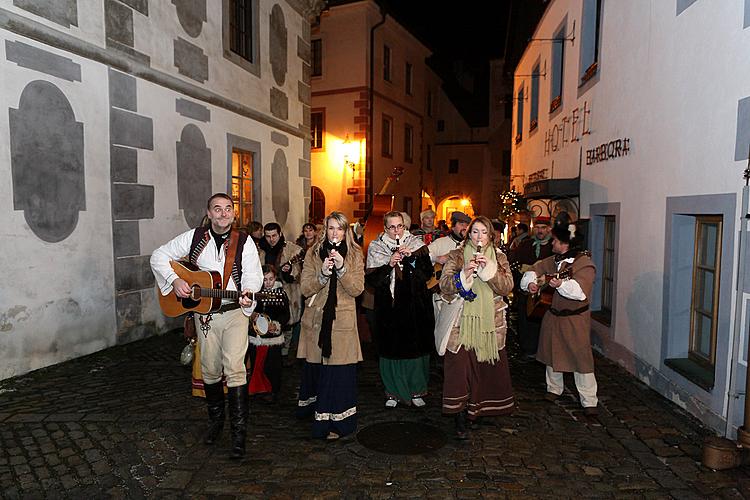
{"left": 544, "top": 101, "right": 591, "bottom": 156}
{"left": 528, "top": 168, "right": 548, "bottom": 182}
{"left": 586, "top": 138, "right": 631, "bottom": 165}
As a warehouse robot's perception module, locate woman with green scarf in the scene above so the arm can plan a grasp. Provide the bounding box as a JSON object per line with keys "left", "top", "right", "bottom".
{"left": 439, "top": 216, "right": 515, "bottom": 439}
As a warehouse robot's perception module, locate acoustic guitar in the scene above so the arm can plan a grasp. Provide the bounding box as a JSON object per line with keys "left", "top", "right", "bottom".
{"left": 158, "top": 260, "right": 285, "bottom": 317}
{"left": 526, "top": 269, "right": 571, "bottom": 321}
{"left": 362, "top": 166, "right": 404, "bottom": 256}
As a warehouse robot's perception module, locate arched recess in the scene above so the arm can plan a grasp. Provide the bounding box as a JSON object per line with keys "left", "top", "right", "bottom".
{"left": 10, "top": 80, "right": 84, "bottom": 242}
{"left": 436, "top": 195, "right": 474, "bottom": 223}
{"left": 310, "top": 186, "right": 325, "bottom": 224}
{"left": 177, "top": 124, "right": 212, "bottom": 227}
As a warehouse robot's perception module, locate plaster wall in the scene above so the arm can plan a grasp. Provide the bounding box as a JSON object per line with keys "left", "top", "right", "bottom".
{"left": 0, "top": 36, "right": 115, "bottom": 379}
{"left": 0, "top": 0, "right": 314, "bottom": 380}
{"left": 512, "top": 0, "right": 750, "bottom": 432}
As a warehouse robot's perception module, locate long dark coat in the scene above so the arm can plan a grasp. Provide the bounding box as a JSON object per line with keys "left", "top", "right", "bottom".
{"left": 532, "top": 253, "right": 596, "bottom": 373}
{"left": 365, "top": 245, "right": 435, "bottom": 359}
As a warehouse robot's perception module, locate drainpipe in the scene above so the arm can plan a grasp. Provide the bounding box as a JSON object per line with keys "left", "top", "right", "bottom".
{"left": 736, "top": 159, "right": 750, "bottom": 445}
{"left": 703, "top": 153, "right": 750, "bottom": 470}
{"left": 367, "top": 6, "right": 387, "bottom": 219}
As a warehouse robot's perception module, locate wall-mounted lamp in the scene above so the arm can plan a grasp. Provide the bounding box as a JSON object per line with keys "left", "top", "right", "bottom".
{"left": 342, "top": 134, "right": 360, "bottom": 179}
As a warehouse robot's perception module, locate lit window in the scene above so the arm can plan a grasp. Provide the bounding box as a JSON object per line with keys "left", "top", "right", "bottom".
{"left": 231, "top": 149, "right": 254, "bottom": 227}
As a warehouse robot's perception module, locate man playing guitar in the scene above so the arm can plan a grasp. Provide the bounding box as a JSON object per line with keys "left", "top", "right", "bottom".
{"left": 150, "top": 193, "right": 263, "bottom": 459}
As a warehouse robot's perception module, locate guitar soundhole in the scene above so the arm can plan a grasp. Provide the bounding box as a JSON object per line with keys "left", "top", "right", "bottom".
{"left": 181, "top": 297, "right": 200, "bottom": 309}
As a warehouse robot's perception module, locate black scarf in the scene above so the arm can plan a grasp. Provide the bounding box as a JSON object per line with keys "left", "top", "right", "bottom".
{"left": 258, "top": 235, "right": 286, "bottom": 265}
{"left": 209, "top": 227, "right": 230, "bottom": 256}
{"left": 317, "top": 239, "right": 348, "bottom": 358}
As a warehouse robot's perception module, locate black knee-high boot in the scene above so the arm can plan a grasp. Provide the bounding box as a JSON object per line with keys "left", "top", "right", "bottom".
{"left": 227, "top": 384, "right": 249, "bottom": 459}
{"left": 454, "top": 411, "right": 468, "bottom": 440}
{"left": 203, "top": 382, "right": 225, "bottom": 445}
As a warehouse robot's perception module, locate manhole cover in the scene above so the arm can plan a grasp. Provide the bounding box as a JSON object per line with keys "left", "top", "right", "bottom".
{"left": 357, "top": 421, "right": 447, "bottom": 454}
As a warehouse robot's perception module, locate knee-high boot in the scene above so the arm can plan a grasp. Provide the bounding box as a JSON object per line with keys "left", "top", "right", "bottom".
{"left": 227, "top": 384, "right": 249, "bottom": 459}
{"left": 203, "top": 382, "right": 225, "bottom": 445}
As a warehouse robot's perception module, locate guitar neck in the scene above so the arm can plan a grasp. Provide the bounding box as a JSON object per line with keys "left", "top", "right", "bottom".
{"left": 198, "top": 289, "right": 278, "bottom": 301}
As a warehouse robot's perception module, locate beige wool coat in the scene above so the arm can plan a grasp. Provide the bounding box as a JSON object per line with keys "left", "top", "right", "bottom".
{"left": 297, "top": 245, "right": 364, "bottom": 365}
{"left": 439, "top": 245, "right": 514, "bottom": 354}
{"left": 531, "top": 253, "right": 596, "bottom": 373}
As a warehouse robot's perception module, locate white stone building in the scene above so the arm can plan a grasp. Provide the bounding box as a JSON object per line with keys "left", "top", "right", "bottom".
{"left": 0, "top": 0, "right": 323, "bottom": 380}
{"left": 512, "top": 0, "right": 750, "bottom": 435}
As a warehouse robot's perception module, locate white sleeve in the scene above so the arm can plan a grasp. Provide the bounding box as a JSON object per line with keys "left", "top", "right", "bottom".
{"left": 556, "top": 278, "right": 586, "bottom": 301}
{"left": 427, "top": 240, "right": 439, "bottom": 264}
{"left": 239, "top": 240, "right": 263, "bottom": 317}
{"left": 520, "top": 271, "right": 537, "bottom": 292}
{"left": 240, "top": 239, "right": 264, "bottom": 293}
{"left": 150, "top": 229, "right": 194, "bottom": 296}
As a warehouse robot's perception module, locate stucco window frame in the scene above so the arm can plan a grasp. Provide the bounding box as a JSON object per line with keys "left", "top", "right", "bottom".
{"left": 549, "top": 17, "right": 566, "bottom": 117}
{"left": 662, "top": 193, "right": 736, "bottom": 394}
{"left": 589, "top": 203, "right": 620, "bottom": 336}
{"left": 226, "top": 133, "right": 262, "bottom": 222}
{"left": 222, "top": 0, "right": 261, "bottom": 77}
{"left": 578, "top": 0, "right": 603, "bottom": 98}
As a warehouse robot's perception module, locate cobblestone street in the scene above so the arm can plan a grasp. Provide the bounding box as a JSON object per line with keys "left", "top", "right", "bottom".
{"left": 2, "top": 322, "right": 750, "bottom": 499}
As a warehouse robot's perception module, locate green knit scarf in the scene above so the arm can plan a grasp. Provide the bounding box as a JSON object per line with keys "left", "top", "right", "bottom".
{"left": 458, "top": 241, "right": 499, "bottom": 363}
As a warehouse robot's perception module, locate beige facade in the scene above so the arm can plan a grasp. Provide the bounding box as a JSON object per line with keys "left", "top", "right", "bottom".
{"left": 310, "top": 0, "right": 510, "bottom": 227}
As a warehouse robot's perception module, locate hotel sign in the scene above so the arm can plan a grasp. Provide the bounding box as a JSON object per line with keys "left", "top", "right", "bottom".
{"left": 586, "top": 138, "right": 631, "bottom": 165}
{"left": 543, "top": 101, "right": 592, "bottom": 156}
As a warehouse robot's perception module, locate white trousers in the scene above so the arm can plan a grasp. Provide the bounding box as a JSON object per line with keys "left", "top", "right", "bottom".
{"left": 195, "top": 309, "right": 249, "bottom": 387}
{"left": 545, "top": 365, "right": 598, "bottom": 408}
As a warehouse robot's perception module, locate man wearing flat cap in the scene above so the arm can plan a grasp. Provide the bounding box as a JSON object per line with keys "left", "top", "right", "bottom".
{"left": 428, "top": 211, "right": 471, "bottom": 266}
{"left": 509, "top": 215, "right": 553, "bottom": 358}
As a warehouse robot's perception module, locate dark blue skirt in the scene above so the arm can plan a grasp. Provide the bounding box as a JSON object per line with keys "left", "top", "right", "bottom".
{"left": 297, "top": 362, "right": 357, "bottom": 438}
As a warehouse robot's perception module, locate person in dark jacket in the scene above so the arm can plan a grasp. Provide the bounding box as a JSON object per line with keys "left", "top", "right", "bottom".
{"left": 366, "top": 211, "right": 435, "bottom": 408}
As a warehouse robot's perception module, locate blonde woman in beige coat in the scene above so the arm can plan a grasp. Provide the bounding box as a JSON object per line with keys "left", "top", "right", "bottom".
{"left": 296, "top": 212, "right": 364, "bottom": 440}
{"left": 439, "top": 216, "right": 515, "bottom": 439}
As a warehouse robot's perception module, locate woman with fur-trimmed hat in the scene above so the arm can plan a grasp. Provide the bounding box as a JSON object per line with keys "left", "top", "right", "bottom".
{"left": 520, "top": 221, "right": 599, "bottom": 415}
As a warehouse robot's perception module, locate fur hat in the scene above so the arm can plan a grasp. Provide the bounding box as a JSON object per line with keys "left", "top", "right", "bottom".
{"left": 551, "top": 222, "right": 583, "bottom": 247}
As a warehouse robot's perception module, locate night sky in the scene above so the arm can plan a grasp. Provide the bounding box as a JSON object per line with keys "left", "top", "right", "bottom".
{"left": 380, "top": 0, "right": 547, "bottom": 126}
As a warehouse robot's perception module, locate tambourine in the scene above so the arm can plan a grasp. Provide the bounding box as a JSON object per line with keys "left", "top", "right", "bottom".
{"left": 252, "top": 313, "right": 282, "bottom": 338}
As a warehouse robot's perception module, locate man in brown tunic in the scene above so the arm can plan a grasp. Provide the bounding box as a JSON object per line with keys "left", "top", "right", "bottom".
{"left": 520, "top": 222, "right": 598, "bottom": 415}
